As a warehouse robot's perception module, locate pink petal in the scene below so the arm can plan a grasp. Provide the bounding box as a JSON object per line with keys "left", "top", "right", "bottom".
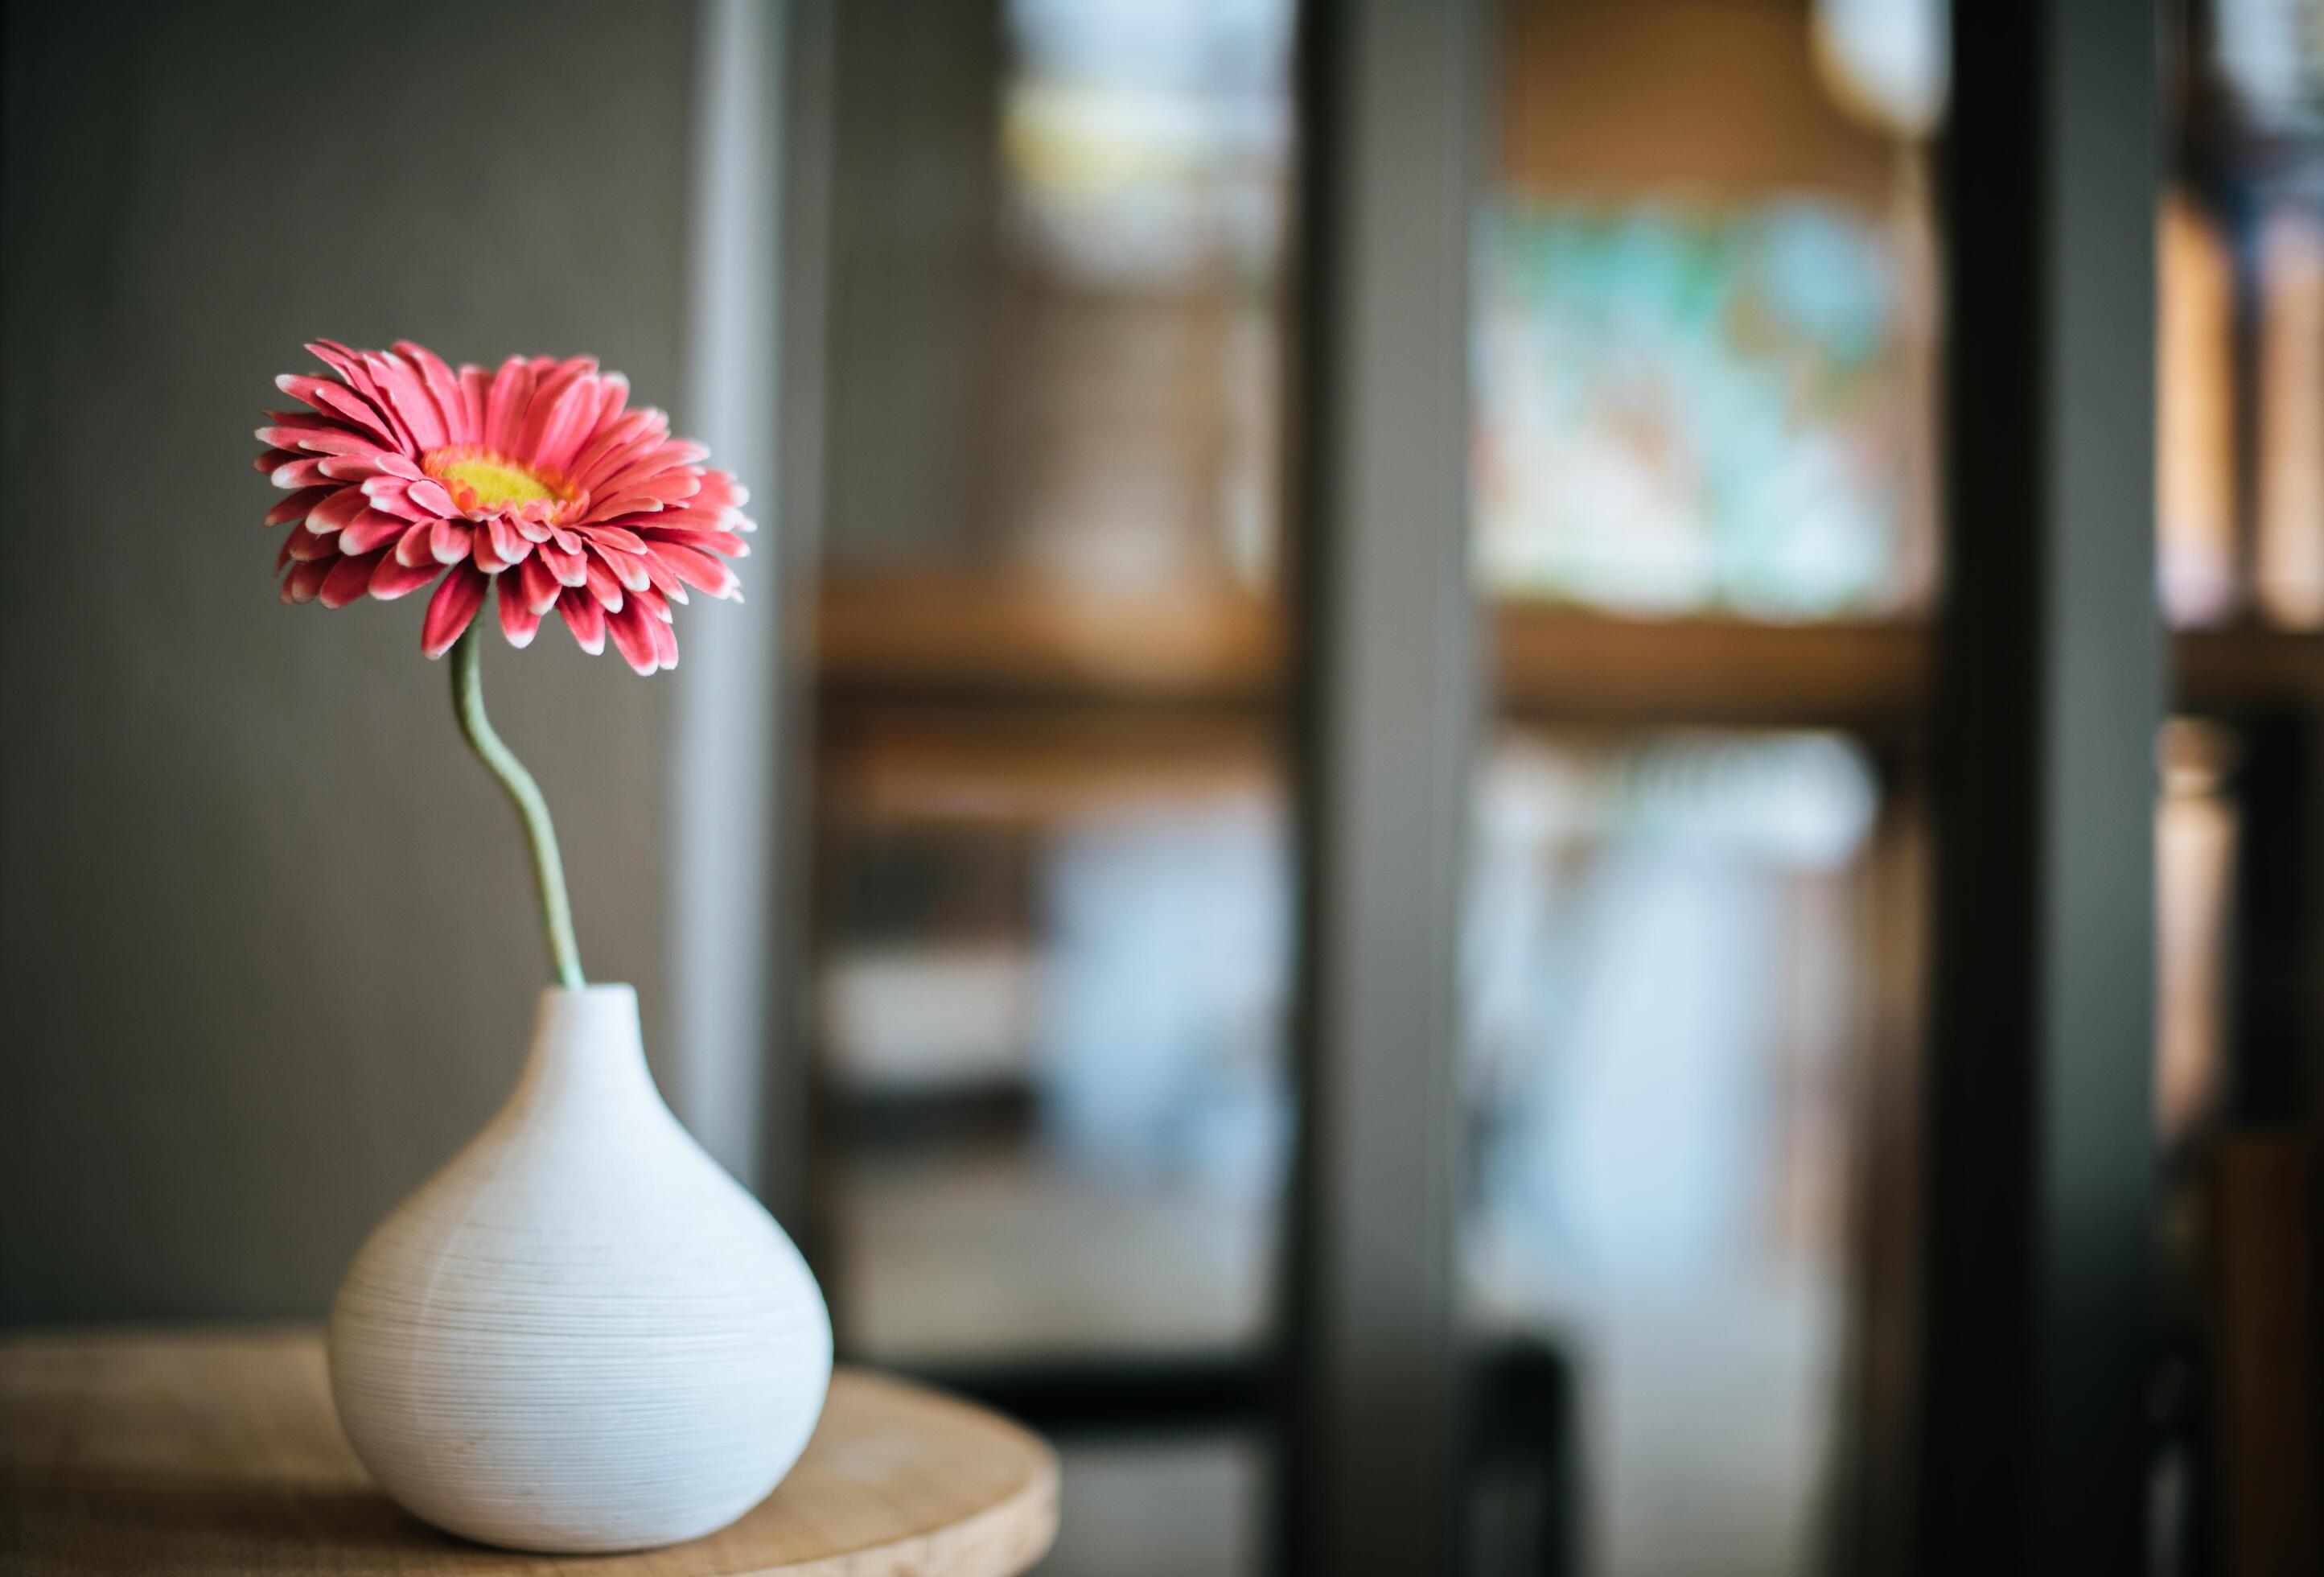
{"left": 269, "top": 456, "right": 333, "bottom": 489}
{"left": 519, "top": 555, "right": 565, "bottom": 615}
{"left": 593, "top": 475, "right": 703, "bottom": 520}
{"left": 692, "top": 471, "right": 748, "bottom": 513}
{"left": 471, "top": 521, "right": 517, "bottom": 574}
{"left": 369, "top": 553, "right": 442, "bottom": 601}
{"left": 458, "top": 364, "right": 492, "bottom": 442}
{"left": 395, "top": 341, "right": 471, "bottom": 446}
{"left": 582, "top": 554, "right": 627, "bottom": 612}
{"left": 633, "top": 525, "right": 748, "bottom": 559}
{"left": 653, "top": 543, "right": 742, "bottom": 599}
{"left": 498, "top": 576, "right": 541, "bottom": 649}
{"left": 483, "top": 356, "right": 537, "bottom": 454}
{"left": 302, "top": 343, "right": 413, "bottom": 450}
{"left": 568, "top": 409, "right": 665, "bottom": 490}
{"left": 640, "top": 550, "right": 688, "bottom": 604}
{"left": 339, "top": 509, "right": 409, "bottom": 555}
{"left": 430, "top": 518, "right": 474, "bottom": 565}
{"left": 538, "top": 541, "right": 588, "bottom": 587}
{"left": 306, "top": 487, "right": 370, "bottom": 536}
{"left": 260, "top": 430, "right": 385, "bottom": 464}
{"left": 586, "top": 373, "right": 631, "bottom": 440}
{"left": 648, "top": 613, "right": 679, "bottom": 669}
{"left": 393, "top": 521, "right": 446, "bottom": 569}
{"left": 577, "top": 523, "right": 649, "bottom": 555}
{"left": 635, "top": 469, "right": 706, "bottom": 505}
{"left": 557, "top": 590, "right": 607, "bottom": 654}
{"left": 483, "top": 517, "right": 532, "bottom": 570}
{"left": 590, "top": 442, "right": 704, "bottom": 495}
{"left": 256, "top": 414, "right": 376, "bottom": 455}
{"left": 284, "top": 524, "right": 335, "bottom": 562}
{"left": 283, "top": 557, "right": 331, "bottom": 603}
{"left": 409, "top": 479, "right": 457, "bottom": 518}
{"left": 275, "top": 372, "right": 400, "bottom": 450}
{"left": 421, "top": 564, "right": 490, "bottom": 658}
{"left": 517, "top": 369, "right": 595, "bottom": 474}
{"left": 265, "top": 486, "right": 335, "bottom": 528}
{"left": 362, "top": 477, "right": 434, "bottom": 523}
{"left": 598, "top": 542, "right": 651, "bottom": 592}
{"left": 370, "top": 350, "right": 448, "bottom": 451}
{"left": 603, "top": 597, "right": 660, "bottom": 675}
{"left": 318, "top": 550, "right": 385, "bottom": 609}
{"left": 605, "top": 504, "right": 722, "bottom": 530}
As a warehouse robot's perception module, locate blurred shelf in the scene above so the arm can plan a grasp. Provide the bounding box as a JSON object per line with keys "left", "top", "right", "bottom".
{"left": 818, "top": 578, "right": 1935, "bottom": 724}
{"left": 818, "top": 579, "right": 1273, "bottom": 711}
{"left": 816, "top": 578, "right": 2324, "bottom": 728}
{"left": 1493, "top": 611, "right": 1928, "bottom": 726}
{"left": 2178, "top": 624, "right": 2324, "bottom": 712}
{"left": 820, "top": 702, "right": 1274, "bottom": 824}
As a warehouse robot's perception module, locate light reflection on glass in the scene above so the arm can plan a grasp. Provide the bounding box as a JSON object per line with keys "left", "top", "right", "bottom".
{"left": 2255, "top": 204, "right": 2324, "bottom": 628}
{"left": 2158, "top": 189, "right": 2240, "bottom": 627}
{"left": 1475, "top": 202, "right": 1921, "bottom": 618}
{"left": 2157, "top": 719, "right": 2238, "bottom": 1147}
{"left": 997, "top": 0, "right": 1290, "bottom": 591}
{"left": 1002, "top": 0, "right": 1290, "bottom": 289}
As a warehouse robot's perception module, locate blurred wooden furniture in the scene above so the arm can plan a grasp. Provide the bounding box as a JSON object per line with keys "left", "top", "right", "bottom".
{"left": 0, "top": 1328, "right": 1058, "bottom": 1576}
{"left": 2207, "top": 1135, "right": 2324, "bottom": 1577}
{"left": 817, "top": 575, "right": 2324, "bottom": 729}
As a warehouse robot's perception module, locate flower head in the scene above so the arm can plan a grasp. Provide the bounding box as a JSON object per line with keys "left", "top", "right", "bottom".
{"left": 257, "top": 341, "right": 749, "bottom": 675}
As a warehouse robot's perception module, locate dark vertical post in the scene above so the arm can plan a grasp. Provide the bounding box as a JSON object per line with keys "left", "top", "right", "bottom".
{"left": 1279, "top": 0, "right": 1482, "bottom": 1573}
{"left": 2229, "top": 714, "right": 2314, "bottom": 1123}
{"left": 761, "top": 0, "right": 835, "bottom": 1246}
{"left": 1922, "top": 2, "right": 2162, "bottom": 1573}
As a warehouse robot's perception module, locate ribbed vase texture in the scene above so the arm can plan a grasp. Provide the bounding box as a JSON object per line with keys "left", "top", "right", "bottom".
{"left": 327, "top": 984, "right": 832, "bottom": 1553}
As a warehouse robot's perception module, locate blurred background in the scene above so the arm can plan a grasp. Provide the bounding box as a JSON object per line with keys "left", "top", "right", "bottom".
{"left": 3, "top": 1, "right": 2322, "bottom": 1574}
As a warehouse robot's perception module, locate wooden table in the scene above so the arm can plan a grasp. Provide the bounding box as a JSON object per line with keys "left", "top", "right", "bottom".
{"left": 0, "top": 1328, "right": 1058, "bottom": 1575}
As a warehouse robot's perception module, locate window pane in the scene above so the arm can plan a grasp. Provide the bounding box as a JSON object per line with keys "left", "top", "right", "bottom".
{"left": 1466, "top": 5, "right": 1944, "bottom": 1573}
{"left": 1475, "top": 0, "right": 1942, "bottom": 620}
{"left": 811, "top": 0, "right": 1294, "bottom": 1390}
{"left": 2153, "top": 6, "right": 2324, "bottom": 1568}
{"left": 823, "top": 749, "right": 1287, "bottom": 1361}
{"left": 1463, "top": 729, "right": 1890, "bottom": 1576}
{"left": 2161, "top": 0, "right": 2324, "bottom": 627}
{"left": 811, "top": 10, "right": 1294, "bottom": 1569}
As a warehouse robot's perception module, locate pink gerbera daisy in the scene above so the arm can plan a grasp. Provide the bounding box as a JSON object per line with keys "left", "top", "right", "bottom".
{"left": 257, "top": 340, "right": 749, "bottom": 675}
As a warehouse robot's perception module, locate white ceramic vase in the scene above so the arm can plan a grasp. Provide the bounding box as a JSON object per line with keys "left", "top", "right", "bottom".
{"left": 327, "top": 984, "right": 832, "bottom": 1554}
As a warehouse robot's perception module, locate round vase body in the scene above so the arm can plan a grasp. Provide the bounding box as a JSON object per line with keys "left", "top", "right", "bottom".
{"left": 327, "top": 985, "right": 832, "bottom": 1554}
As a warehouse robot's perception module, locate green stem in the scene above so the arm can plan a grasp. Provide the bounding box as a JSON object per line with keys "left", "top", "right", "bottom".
{"left": 451, "top": 623, "right": 585, "bottom": 988}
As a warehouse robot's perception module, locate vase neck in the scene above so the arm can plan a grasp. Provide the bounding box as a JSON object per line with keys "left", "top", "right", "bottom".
{"left": 514, "top": 984, "right": 658, "bottom": 1110}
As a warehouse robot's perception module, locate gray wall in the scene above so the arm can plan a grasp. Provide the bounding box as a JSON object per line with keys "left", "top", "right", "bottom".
{"left": 0, "top": 1, "right": 707, "bottom": 1323}
{"left": 823, "top": 0, "right": 1005, "bottom": 573}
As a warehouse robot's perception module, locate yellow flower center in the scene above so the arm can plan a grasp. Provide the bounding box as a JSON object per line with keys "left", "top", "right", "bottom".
{"left": 430, "top": 451, "right": 561, "bottom": 511}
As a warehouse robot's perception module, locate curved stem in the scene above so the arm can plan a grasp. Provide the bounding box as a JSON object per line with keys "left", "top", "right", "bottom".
{"left": 451, "top": 622, "right": 585, "bottom": 988}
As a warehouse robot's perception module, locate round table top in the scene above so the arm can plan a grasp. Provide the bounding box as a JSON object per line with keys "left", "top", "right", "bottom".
{"left": 0, "top": 1328, "right": 1058, "bottom": 1576}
